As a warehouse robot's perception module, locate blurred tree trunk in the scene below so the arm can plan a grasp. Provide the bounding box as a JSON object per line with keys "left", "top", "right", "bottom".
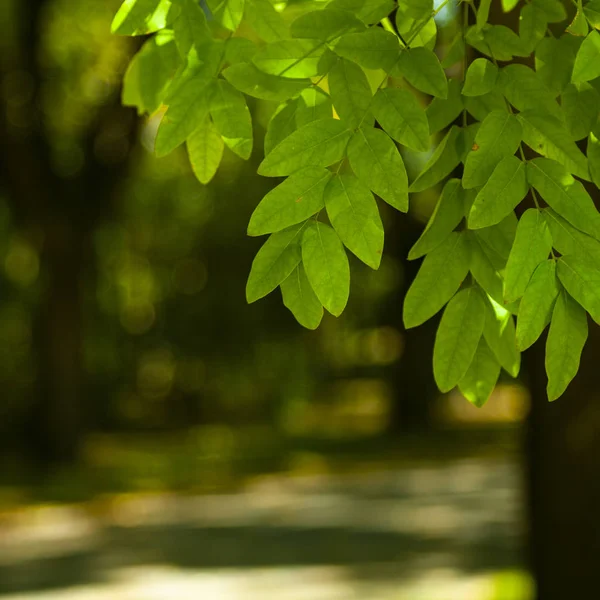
{"left": 524, "top": 325, "right": 600, "bottom": 599}
{"left": 0, "top": 0, "right": 137, "bottom": 465}
{"left": 385, "top": 212, "right": 438, "bottom": 431}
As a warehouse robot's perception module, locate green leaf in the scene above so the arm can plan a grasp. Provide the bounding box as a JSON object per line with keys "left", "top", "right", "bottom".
{"left": 466, "top": 25, "right": 529, "bottom": 61}
{"left": 557, "top": 256, "right": 600, "bottom": 324}
{"left": 296, "top": 87, "right": 333, "bottom": 127}
{"left": 475, "top": 213, "right": 518, "bottom": 269}
{"left": 222, "top": 63, "right": 310, "bottom": 102}
{"left": 302, "top": 221, "right": 350, "bottom": 316}
{"left": 503, "top": 208, "right": 552, "bottom": 303}
{"left": 589, "top": 131, "right": 600, "bottom": 188}
{"left": 567, "top": 0, "right": 589, "bottom": 37}
{"left": 534, "top": 35, "right": 579, "bottom": 95}
{"left": 332, "top": 28, "right": 400, "bottom": 71}
{"left": 372, "top": 87, "right": 430, "bottom": 153}
{"left": 408, "top": 179, "right": 467, "bottom": 260}
{"left": 402, "top": 0, "right": 433, "bottom": 22}
{"left": 463, "top": 110, "right": 522, "bottom": 189}
{"left": 155, "top": 77, "right": 213, "bottom": 157}
{"left": 477, "top": 0, "right": 492, "bottom": 30}
{"left": 531, "top": 0, "right": 566, "bottom": 23}
{"left": 441, "top": 34, "right": 465, "bottom": 69}
{"left": 122, "top": 32, "right": 180, "bottom": 115}
{"left": 280, "top": 264, "right": 324, "bottom": 329}
{"left": 173, "top": 0, "right": 211, "bottom": 56}
{"left": 187, "top": 117, "right": 224, "bottom": 184}
{"left": 482, "top": 295, "right": 520, "bottom": 377}
{"left": 206, "top": 0, "right": 245, "bottom": 32}
{"left": 498, "top": 64, "right": 563, "bottom": 121}
{"left": 328, "top": 58, "right": 373, "bottom": 128}
{"left": 329, "top": 0, "right": 396, "bottom": 25}
{"left": 527, "top": 158, "right": 600, "bottom": 239}
{"left": 463, "top": 58, "right": 498, "bottom": 97}
{"left": 502, "top": 0, "right": 520, "bottom": 12}
{"left": 546, "top": 290, "right": 588, "bottom": 401}
{"left": 224, "top": 37, "right": 258, "bottom": 66}
{"left": 210, "top": 80, "right": 253, "bottom": 159}
{"left": 463, "top": 89, "right": 507, "bottom": 122}
{"left": 561, "top": 82, "right": 600, "bottom": 141}
{"left": 458, "top": 338, "right": 501, "bottom": 407}
{"left": 347, "top": 127, "right": 408, "bottom": 211}
{"left": 572, "top": 30, "right": 600, "bottom": 83}
{"left": 518, "top": 111, "right": 590, "bottom": 180}
{"left": 396, "top": 5, "right": 437, "bottom": 50}
{"left": 468, "top": 156, "right": 528, "bottom": 229}
{"left": 324, "top": 172, "right": 384, "bottom": 269}
{"left": 469, "top": 234, "right": 507, "bottom": 309}
{"left": 290, "top": 8, "right": 365, "bottom": 41}
{"left": 516, "top": 259, "right": 558, "bottom": 351}
{"left": 112, "top": 0, "right": 174, "bottom": 35}
{"left": 246, "top": 222, "right": 305, "bottom": 303}
{"left": 264, "top": 100, "right": 299, "bottom": 156}
{"left": 433, "top": 287, "right": 486, "bottom": 393}
{"left": 410, "top": 124, "right": 479, "bottom": 193}
{"left": 253, "top": 39, "right": 330, "bottom": 79}
{"left": 246, "top": 0, "right": 289, "bottom": 42}
{"left": 543, "top": 208, "right": 600, "bottom": 267}
{"left": 248, "top": 167, "right": 332, "bottom": 236}
{"left": 426, "top": 78, "right": 464, "bottom": 135}
{"left": 394, "top": 47, "right": 448, "bottom": 98}
{"left": 585, "top": 0, "right": 600, "bottom": 29}
{"left": 403, "top": 232, "right": 472, "bottom": 328}
{"left": 258, "top": 118, "right": 351, "bottom": 177}
{"left": 519, "top": 3, "right": 547, "bottom": 54}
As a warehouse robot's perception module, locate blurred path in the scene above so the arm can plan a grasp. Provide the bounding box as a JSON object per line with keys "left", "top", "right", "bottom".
{"left": 0, "top": 458, "right": 528, "bottom": 600}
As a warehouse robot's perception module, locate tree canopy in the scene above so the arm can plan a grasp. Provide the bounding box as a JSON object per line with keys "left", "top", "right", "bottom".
{"left": 112, "top": 0, "right": 600, "bottom": 404}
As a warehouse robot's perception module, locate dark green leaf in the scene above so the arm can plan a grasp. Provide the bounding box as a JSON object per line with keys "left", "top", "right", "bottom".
{"left": 206, "top": 0, "right": 245, "bottom": 32}
{"left": 482, "top": 294, "right": 520, "bottom": 377}
{"left": 426, "top": 78, "right": 464, "bottom": 135}
{"left": 290, "top": 8, "right": 365, "bottom": 41}
{"left": 264, "top": 100, "right": 299, "bottom": 156}
{"left": 561, "top": 82, "right": 600, "bottom": 141}
{"left": 246, "top": 0, "right": 289, "bottom": 42}
{"left": 534, "top": 35, "right": 579, "bottom": 95}
{"left": 296, "top": 87, "right": 333, "bottom": 127}
{"left": 519, "top": 3, "right": 547, "bottom": 54}
{"left": 572, "top": 30, "right": 600, "bottom": 83}
{"left": 173, "top": 0, "right": 211, "bottom": 56}
{"left": 332, "top": 28, "right": 400, "bottom": 71}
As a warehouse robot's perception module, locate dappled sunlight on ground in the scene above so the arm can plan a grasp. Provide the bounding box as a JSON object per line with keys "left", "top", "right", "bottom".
{"left": 0, "top": 458, "right": 531, "bottom": 599}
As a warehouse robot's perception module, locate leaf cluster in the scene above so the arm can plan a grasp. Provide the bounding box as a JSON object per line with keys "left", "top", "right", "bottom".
{"left": 113, "top": 0, "right": 600, "bottom": 403}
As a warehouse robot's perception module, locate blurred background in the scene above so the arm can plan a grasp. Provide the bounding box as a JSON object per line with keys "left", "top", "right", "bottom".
{"left": 0, "top": 0, "right": 598, "bottom": 598}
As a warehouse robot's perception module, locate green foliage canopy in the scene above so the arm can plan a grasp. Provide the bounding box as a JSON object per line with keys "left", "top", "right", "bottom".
{"left": 113, "top": 0, "right": 600, "bottom": 405}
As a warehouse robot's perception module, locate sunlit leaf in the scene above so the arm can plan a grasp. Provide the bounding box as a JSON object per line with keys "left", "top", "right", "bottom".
{"left": 347, "top": 127, "right": 408, "bottom": 211}
{"left": 433, "top": 287, "right": 486, "bottom": 393}
{"left": 403, "top": 232, "right": 472, "bottom": 328}
{"left": 302, "top": 221, "right": 350, "bottom": 316}
{"left": 248, "top": 167, "right": 331, "bottom": 236}
{"left": 458, "top": 338, "right": 501, "bottom": 408}
{"left": 546, "top": 290, "right": 588, "bottom": 401}
{"left": 328, "top": 58, "right": 373, "bottom": 128}
{"left": 280, "top": 264, "right": 324, "bottom": 329}
{"left": 187, "top": 117, "right": 224, "bottom": 184}
{"left": 557, "top": 256, "right": 600, "bottom": 324}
